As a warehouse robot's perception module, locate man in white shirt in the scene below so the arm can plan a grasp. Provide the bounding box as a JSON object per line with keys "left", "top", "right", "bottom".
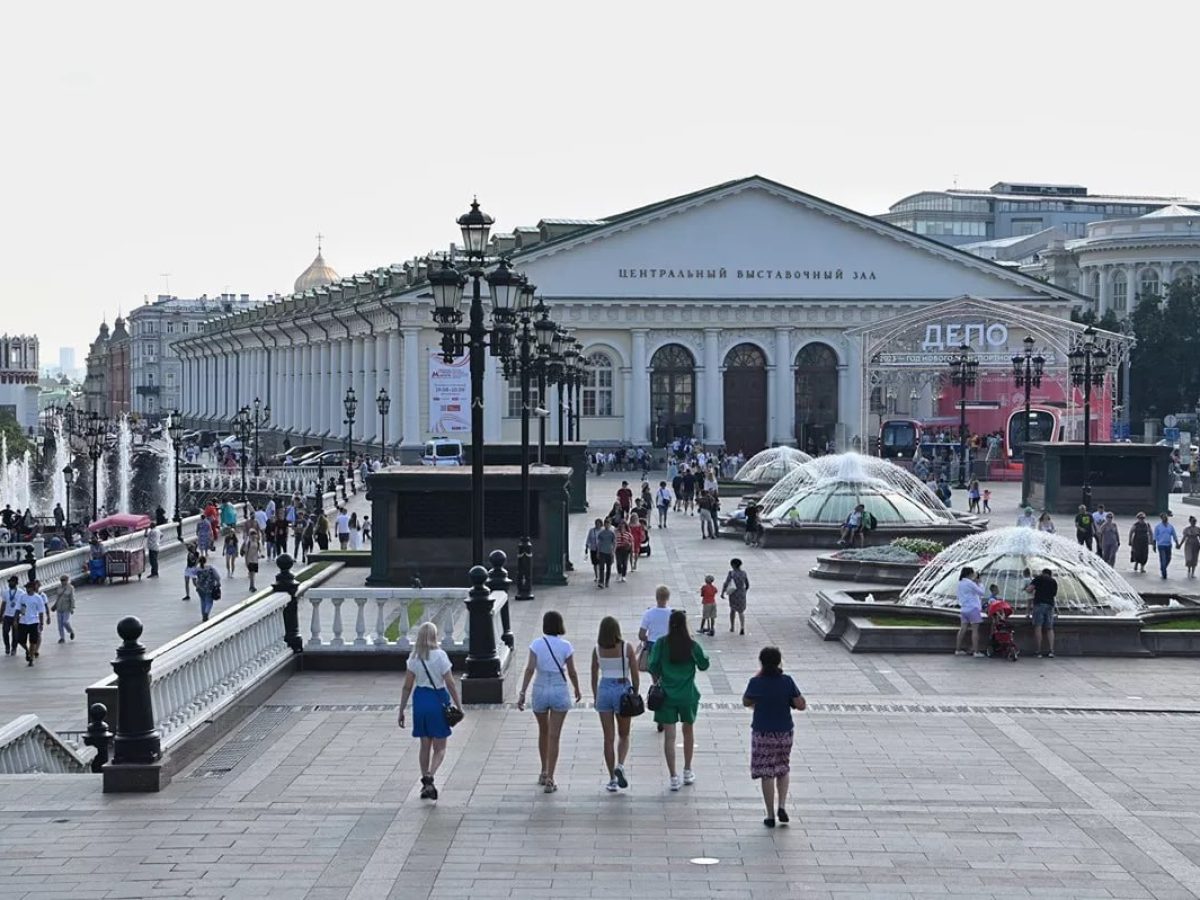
{"left": 638, "top": 585, "right": 673, "bottom": 655}
{"left": 145, "top": 526, "right": 161, "bottom": 577}
{"left": 254, "top": 506, "right": 269, "bottom": 532}
{"left": 17, "top": 579, "right": 47, "bottom": 666}
{"left": 0, "top": 575, "right": 22, "bottom": 656}
{"left": 335, "top": 508, "right": 351, "bottom": 549}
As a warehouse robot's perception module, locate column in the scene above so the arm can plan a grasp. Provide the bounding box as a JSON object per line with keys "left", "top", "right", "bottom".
{"left": 305, "top": 344, "right": 317, "bottom": 435}
{"left": 349, "top": 336, "right": 363, "bottom": 443}
{"left": 621, "top": 367, "right": 634, "bottom": 442}
{"left": 387, "top": 330, "right": 402, "bottom": 452}
{"left": 773, "top": 327, "right": 794, "bottom": 445}
{"left": 293, "top": 344, "right": 304, "bottom": 435}
{"left": 1097, "top": 266, "right": 1110, "bottom": 316}
{"left": 362, "top": 335, "right": 378, "bottom": 444}
{"left": 317, "top": 342, "right": 329, "bottom": 435}
{"left": 402, "top": 328, "right": 421, "bottom": 446}
{"left": 1127, "top": 264, "right": 1139, "bottom": 311}
{"left": 339, "top": 338, "right": 352, "bottom": 440}
{"left": 630, "top": 329, "right": 648, "bottom": 444}
{"left": 702, "top": 329, "right": 722, "bottom": 447}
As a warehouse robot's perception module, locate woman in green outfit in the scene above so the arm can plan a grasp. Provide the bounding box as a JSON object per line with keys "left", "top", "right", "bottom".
{"left": 649, "top": 609, "right": 710, "bottom": 791}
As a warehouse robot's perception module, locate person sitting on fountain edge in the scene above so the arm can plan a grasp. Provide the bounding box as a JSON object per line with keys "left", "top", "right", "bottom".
{"left": 838, "top": 504, "right": 867, "bottom": 548}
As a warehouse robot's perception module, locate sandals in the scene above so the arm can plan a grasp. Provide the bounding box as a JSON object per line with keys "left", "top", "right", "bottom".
{"left": 543, "top": 778, "right": 557, "bottom": 793}
{"left": 419, "top": 775, "right": 437, "bottom": 800}
{"left": 537, "top": 773, "right": 548, "bottom": 786}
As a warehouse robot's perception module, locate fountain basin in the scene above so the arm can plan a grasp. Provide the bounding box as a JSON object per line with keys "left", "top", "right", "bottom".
{"left": 808, "top": 552, "right": 924, "bottom": 585}
{"left": 726, "top": 519, "right": 982, "bottom": 549}
{"left": 810, "top": 590, "right": 1200, "bottom": 657}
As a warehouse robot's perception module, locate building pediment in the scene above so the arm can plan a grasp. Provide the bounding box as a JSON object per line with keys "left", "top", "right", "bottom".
{"left": 515, "top": 177, "right": 1080, "bottom": 305}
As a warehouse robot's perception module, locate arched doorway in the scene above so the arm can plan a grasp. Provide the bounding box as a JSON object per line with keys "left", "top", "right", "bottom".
{"left": 650, "top": 344, "right": 696, "bottom": 447}
{"left": 722, "top": 343, "right": 768, "bottom": 454}
{"left": 794, "top": 343, "right": 839, "bottom": 454}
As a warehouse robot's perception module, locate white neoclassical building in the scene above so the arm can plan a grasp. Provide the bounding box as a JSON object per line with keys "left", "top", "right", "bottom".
{"left": 172, "top": 176, "right": 1081, "bottom": 455}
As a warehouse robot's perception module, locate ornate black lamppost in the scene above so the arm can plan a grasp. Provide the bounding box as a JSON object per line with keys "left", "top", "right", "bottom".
{"left": 250, "top": 397, "right": 270, "bottom": 476}
{"left": 168, "top": 410, "right": 183, "bottom": 542}
{"left": 343, "top": 387, "right": 357, "bottom": 489}
{"left": 1068, "top": 325, "right": 1109, "bottom": 508}
{"left": 557, "top": 337, "right": 578, "bottom": 453}
{"left": 62, "top": 465, "right": 74, "bottom": 530}
{"left": 86, "top": 413, "right": 107, "bottom": 524}
{"left": 429, "top": 199, "right": 527, "bottom": 696}
{"left": 572, "top": 342, "right": 586, "bottom": 443}
{"left": 948, "top": 345, "right": 978, "bottom": 489}
{"left": 235, "top": 406, "right": 252, "bottom": 503}
{"left": 376, "top": 388, "right": 390, "bottom": 466}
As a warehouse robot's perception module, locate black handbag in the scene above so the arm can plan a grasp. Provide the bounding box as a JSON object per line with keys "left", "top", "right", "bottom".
{"left": 646, "top": 682, "right": 666, "bottom": 712}
{"left": 617, "top": 643, "right": 644, "bottom": 718}
{"left": 419, "top": 657, "right": 463, "bottom": 728}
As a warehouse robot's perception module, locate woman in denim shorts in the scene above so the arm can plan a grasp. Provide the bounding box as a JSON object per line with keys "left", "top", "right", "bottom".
{"left": 517, "top": 611, "right": 582, "bottom": 793}
{"left": 590, "top": 616, "right": 640, "bottom": 792}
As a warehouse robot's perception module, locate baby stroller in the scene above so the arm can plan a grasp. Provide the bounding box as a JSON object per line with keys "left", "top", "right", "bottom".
{"left": 986, "top": 599, "right": 1019, "bottom": 661}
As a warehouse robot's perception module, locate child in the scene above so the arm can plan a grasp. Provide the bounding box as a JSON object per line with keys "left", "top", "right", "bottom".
{"left": 721, "top": 558, "right": 750, "bottom": 635}
{"left": 699, "top": 575, "right": 718, "bottom": 636}
{"left": 982, "top": 489, "right": 991, "bottom": 513}
{"left": 987, "top": 582, "right": 1002, "bottom": 608}
{"left": 362, "top": 515, "right": 371, "bottom": 545}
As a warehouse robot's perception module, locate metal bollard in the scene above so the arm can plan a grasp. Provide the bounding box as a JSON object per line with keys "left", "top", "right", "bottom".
{"left": 273, "top": 554, "right": 301, "bottom": 654}
{"left": 110, "top": 617, "right": 162, "bottom": 766}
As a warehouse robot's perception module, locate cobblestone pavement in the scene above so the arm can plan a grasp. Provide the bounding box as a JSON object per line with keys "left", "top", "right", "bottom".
{"left": 3, "top": 473, "right": 1200, "bottom": 898}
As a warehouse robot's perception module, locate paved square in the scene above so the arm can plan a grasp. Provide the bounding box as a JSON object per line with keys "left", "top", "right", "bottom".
{"left": 3, "top": 474, "right": 1200, "bottom": 898}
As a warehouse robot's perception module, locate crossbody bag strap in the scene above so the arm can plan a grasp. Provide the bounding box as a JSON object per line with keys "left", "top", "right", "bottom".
{"left": 543, "top": 637, "right": 566, "bottom": 680}
{"left": 417, "top": 655, "right": 440, "bottom": 692}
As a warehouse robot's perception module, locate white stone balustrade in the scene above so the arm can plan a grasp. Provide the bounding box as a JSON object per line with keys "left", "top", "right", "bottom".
{"left": 0, "top": 715, "right": 94, "bottom": 774}
{"left": 304, "top": 588, "right": 473, "bottom": 650}
{"left": 183, "top": 466, "right": 322, "bottom": 497}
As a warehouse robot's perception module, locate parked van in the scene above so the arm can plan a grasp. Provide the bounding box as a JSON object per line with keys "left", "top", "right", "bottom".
{"left": 422, "top": 438, "right": 464, "bottom": 466}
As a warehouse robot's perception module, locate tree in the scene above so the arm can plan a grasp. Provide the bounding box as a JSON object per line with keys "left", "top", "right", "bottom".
{"left": 1070, "top": 307, "right": 1121, "bottom": 332}
{"left": 1129, "top": 280, "right": 1200, "bottom": 422}
{"left": 0, "top": 411, "right": 32, "bottom": 459}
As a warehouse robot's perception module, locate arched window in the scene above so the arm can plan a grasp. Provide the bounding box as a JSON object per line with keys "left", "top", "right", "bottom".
{"left": 1111, "top": 270, "right": 1127, "bottom": 312}
{"left": 794, "top": 343, "right": 839, "bottom": 452}
{"left": 1138, "top": 268, "right": 1160, "bottom": 299}
{"left": 582, "top": 351, "right": 614, "bottom": 417}
{"left": 506, "top": 377, "right": 541, "bottom": 418}
{"left": 1174, "top": 266, "right": 1194, "bottom": 287}
{"left": 722, "top": 344, "right": 768, "bottom": 454}
{"left": 650, "top": 344, "right": 696, "bottom": 446}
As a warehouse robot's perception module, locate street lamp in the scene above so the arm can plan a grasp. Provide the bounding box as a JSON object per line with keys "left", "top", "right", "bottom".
{"left": 947, "top": 345, "right": 978, "bottom": 489}
{"left": 343, "top": 386, "right": 357, "bottom": 488}
{"left": 573, "top": 341, "right": 586, "bottom": 443}
{"left": 1011, "top": 335, "right": 1046, "bottom": 456}
{"left": 86, "top": 413, "right": 107, "bottom": 524}
{"left": 376, "top": 387, "right": 390, "bottom": 467}
{"left": 168, "top": 410, "right": 183, "bottom": 542}
{"left": 235, "top": 406, "right": 252, "bottom": 503}
{"left": 534, "top": 304, "right": 558, "bottom": 466}
{"left": 1068, "top": 325, "right": 1109, "bottom": 508}
{"left": 251, "top": 397, "right": 270, "bottom": 476}
{"left": 62, "top": 465, "right": 74, "bottom": 531}
{"left": 558, "top": 335, "right": 578, "bottom": 452}
{"left": 502, "top": 281, "right": 539, "bottom": 602}
{"left": 429, "top": 198, "right": 528, "bottom": 695}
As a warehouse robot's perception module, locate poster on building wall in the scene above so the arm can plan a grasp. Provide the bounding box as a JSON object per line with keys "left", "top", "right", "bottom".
{"left": 428, "top": 351, "right": 471, "bottom": 434}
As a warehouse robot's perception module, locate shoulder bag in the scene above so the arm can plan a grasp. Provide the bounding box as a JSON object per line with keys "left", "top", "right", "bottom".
{"left": 617, "top": 643, "right": 644, "bottom": 718}
{"left": 419, "top": 655, "right": 464, "bottom": 727}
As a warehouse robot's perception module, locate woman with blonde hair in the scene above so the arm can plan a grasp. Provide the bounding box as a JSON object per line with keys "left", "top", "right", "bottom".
{"left": 591, "top": 616, "right": 640, "bottom": 792}
{"left": 398, "top": 621, "right": 463, "bottom": 801}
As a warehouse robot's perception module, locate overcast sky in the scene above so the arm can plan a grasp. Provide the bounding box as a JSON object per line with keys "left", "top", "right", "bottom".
{"left": 5, "top": 1, "right": 1198, "bottom": 363}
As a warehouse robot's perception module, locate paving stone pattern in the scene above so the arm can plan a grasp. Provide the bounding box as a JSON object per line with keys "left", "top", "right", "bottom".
{"left": 2, "top": 475, "right": 1200, "bottom": 898}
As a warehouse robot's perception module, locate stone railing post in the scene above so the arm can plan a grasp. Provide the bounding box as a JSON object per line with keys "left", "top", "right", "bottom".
{"left": 487, "top": 549, "right": 514, "bottom": 650}
{"left": 272, "top": 554, "right": 301, "bottom": 654}
{"left": 461, "top": 564, "right": 502, "bottom": 703}
{"left": 104, "top": 616, "right": 167, "bottom": 792}
{"left": 82, "top": 702, "right": 112, "bottom": 774}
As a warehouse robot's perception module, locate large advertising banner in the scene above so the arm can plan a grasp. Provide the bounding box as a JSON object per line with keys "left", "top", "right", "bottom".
{"left": 428, "top": 351, "right": 470, "bottom": 434}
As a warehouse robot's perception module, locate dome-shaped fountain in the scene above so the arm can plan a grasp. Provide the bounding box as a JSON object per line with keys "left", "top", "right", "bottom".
{"left": 759, "top": 453, "right": 948, "bottom": 518}
{"left": 899, "top": 527, "right": 1145, "bottom": 615}
{"left": 733, "top": 446, "right": 812, "bottom": 485}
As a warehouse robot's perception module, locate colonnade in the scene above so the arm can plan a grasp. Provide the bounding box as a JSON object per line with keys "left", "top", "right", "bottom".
{"left": 178, "top": 329, "right": 423, "bottom": 449}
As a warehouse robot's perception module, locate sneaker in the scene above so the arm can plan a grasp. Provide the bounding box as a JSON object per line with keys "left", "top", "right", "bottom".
{"left": 605, "top": 779, "right": 619, "bottom": 793}
{"left": 682, "top": 769, "right": 695, "bottom": 786}
{"left": 614, "top": 764, "right": 628, "bottom": 789}
{"left": 58, "top": 638, "right": 65, "bottom": 644}
{"left": 1047, "top": 651, "right": 1055, "bottom": 659}
{"left": 955, "top": 649, "right": 968, "bottom": 656}
{"left": 182, "top": 596, "right": 191, "bottom": 602}
{"left": 973, "top": 652, "right": 984, "bottom": 658}
{"left": 1036, "top": 653, "right": 1043, "bottom": 658}
{"left": 669, "top": 775, "right": 682, "bottom": 791}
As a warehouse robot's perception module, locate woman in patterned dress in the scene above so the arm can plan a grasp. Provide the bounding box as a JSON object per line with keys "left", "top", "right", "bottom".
{"left": 742, "top": 646, "right": 806, "bottom": 828}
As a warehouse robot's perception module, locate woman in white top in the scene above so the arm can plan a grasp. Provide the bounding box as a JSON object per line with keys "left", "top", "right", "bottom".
{"left": 954, "top": 566, "right": 987, "bottom": 658}
{"left": 398, "top": 622, "right": 463, "bottom": 801}
{"left": 591, "top": 616, "right": 640, "bottom": 792}
{"left": 517, "top": 610, "right": 582, "bottom": 793}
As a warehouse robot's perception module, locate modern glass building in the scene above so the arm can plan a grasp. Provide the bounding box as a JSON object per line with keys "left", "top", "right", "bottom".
{"left": 879, "top": 181, "right": 1198, "bottom": 247}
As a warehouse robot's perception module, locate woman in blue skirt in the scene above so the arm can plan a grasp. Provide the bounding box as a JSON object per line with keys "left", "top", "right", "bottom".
{"left": 398, "top": 622, "right": 463, "bottom": 800}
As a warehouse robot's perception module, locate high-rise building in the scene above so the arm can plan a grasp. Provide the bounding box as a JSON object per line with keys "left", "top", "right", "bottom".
{"left": 57, "top": 346, "right": 76, "bottom": 378}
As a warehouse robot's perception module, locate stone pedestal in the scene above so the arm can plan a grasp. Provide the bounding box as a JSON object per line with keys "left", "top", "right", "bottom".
{"left": 367, "top": 465, "right": 572, "bottom": 588}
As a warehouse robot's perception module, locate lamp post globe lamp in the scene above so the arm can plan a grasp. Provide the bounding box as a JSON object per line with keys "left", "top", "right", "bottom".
{"left": 343, "top": 386, "right": 357, "bottom": 487}
{"left": 508, "top": 287, "right": 537, "bottom": 603}
{"left": 948, "top": 344, "right": 978, "bottom": 489}
{"left": 376, "top": 387, "right": 391, "bottom": 466}
{"left": 86, "top": 413, "right": 107, "bottom": 524}
{"left": 168, "top": 410, "right": 184, "bottom": 541}
{"left": 235, "top": 406, "right": 252, "bottom": 503}
{"left": 1068, "top": 325, "right": 1108, "bottom": 507}
{"left": 62, "top": 465, "right": 74, "bottom": 530}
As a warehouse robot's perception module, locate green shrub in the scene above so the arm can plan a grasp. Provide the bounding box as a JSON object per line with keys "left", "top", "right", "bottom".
{"left": 890, "top": 537, "right": 944, "bottom": 557}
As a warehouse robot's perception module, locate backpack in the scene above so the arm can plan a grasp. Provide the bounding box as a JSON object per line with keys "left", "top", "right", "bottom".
{"left": 863, "top": 512, "right": 877, "bottom": 532}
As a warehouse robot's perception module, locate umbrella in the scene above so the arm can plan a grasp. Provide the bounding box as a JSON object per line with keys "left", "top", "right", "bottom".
{"left": 87, "top": 514, "right": 152, "bottom": 533}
